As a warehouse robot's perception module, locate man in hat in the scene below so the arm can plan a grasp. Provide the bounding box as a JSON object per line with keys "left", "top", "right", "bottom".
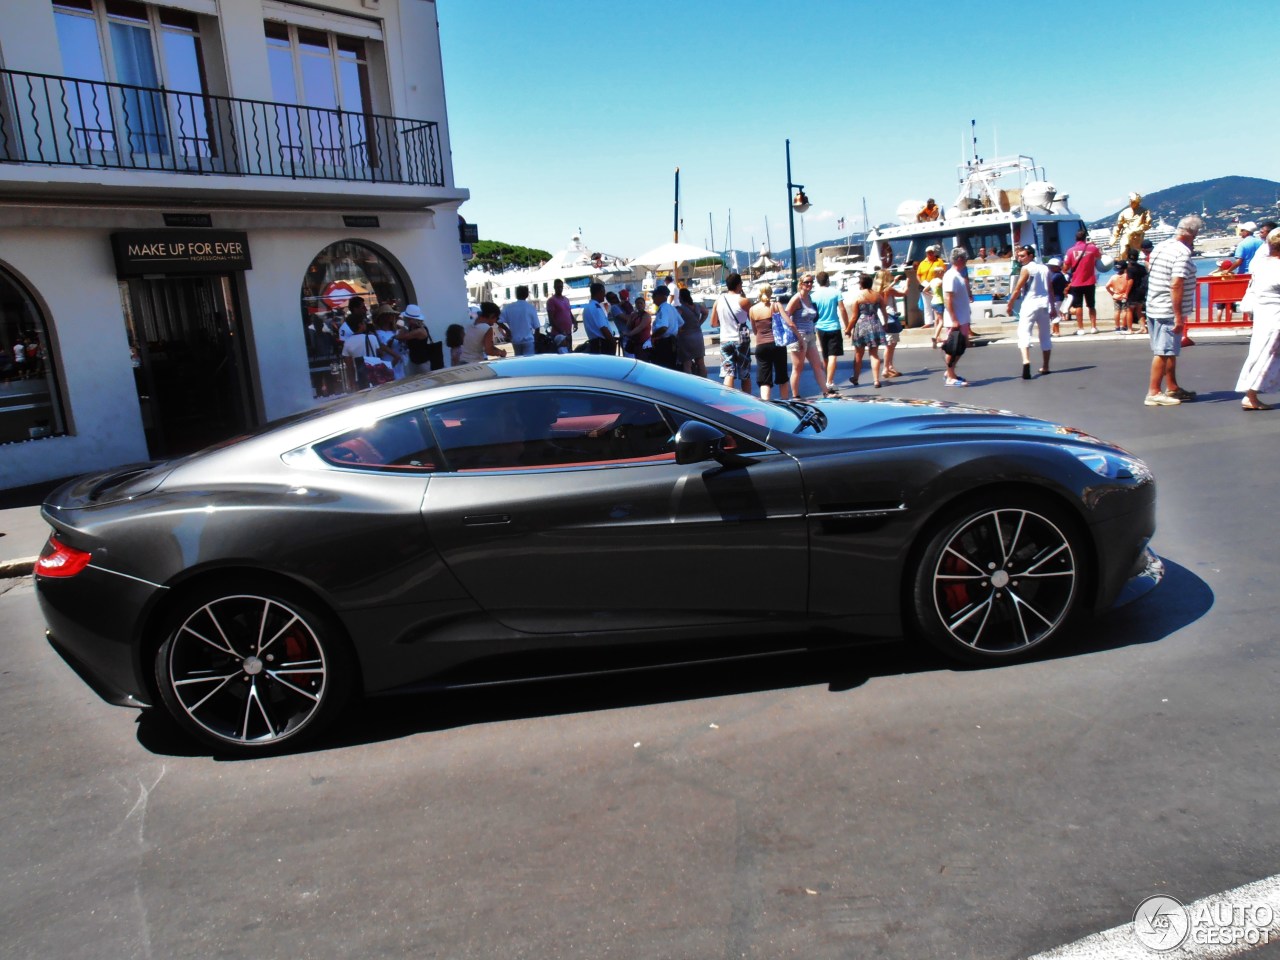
{"left": 1143, "top": 216, "right": 1203, "bottom": 406}
{"left": 1232, "top": 222, "right": 1262, "bottom": 274}
{"left": 1111, "top": 192, "right": 1152, "bottom": 258}
{"left": 395, "top": 304, "right": 436, "bottom": 375}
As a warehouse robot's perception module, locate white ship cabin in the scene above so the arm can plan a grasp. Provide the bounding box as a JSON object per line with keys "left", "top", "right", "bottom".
{"left": 868, "top": 155, "right": 1089, "bottom": 301}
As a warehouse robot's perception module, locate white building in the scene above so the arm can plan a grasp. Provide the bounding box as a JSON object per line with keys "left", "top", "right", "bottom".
{"left": 0, "top": 0, "right": 468, "bottom": 489}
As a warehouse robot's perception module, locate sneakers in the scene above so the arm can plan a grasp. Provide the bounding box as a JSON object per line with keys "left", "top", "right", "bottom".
{"left": 1144, "top": 392, "right": 1181, "bottom": 406}
{"left": 944, "top": 377, "right": 968, "bottom": 387}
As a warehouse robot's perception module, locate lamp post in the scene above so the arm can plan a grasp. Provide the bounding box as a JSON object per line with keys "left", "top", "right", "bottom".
{"left": 785, "top": 139, "right": 810, "bottom": 289}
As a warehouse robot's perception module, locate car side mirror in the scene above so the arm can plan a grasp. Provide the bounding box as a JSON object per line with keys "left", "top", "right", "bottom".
{"left": 675, "top": 420, "right": 732, "bottom": 465}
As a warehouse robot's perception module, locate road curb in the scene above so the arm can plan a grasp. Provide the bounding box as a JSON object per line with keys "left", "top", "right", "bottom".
{"left": 0, "top": 558, "right": 35, "bottom": 579}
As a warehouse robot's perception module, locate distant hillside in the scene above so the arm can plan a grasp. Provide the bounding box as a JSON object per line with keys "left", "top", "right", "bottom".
{"left": 1088, "top": 176, "right": 1280, "bottom": 235}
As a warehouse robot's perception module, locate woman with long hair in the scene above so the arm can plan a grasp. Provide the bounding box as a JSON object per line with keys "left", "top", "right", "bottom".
{"left": 748, "top": 284, "right": 790, "bottom": 400}
{"left": 785, "top": 273, "right": 831, "bottom": 397}
{"left": 676, "top": 287, "right": 708, "bottom": 377}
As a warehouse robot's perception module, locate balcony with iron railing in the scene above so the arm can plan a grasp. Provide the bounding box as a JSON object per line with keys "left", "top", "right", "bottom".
{"left": 0, "top": 67, "right": 445, "bottom": 191}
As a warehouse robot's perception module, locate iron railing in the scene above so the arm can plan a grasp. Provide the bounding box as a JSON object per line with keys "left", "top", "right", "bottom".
{"left": 0, "top": 68, "right": 444, "bottom": 187}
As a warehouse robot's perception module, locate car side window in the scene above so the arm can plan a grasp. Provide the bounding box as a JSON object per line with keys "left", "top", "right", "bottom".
{"left": 314, "top": 410, "right": 441, "bottom": 471}
{"left": 427, "top": 390, "right": 679, "bottom": 472}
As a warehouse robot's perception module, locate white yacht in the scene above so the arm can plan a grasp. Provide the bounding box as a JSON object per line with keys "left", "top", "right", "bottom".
{"left": 867, "top": 154, "right": 1090, "bottom": 302}
{"left": 465, "top": 234, "right": 641, "bottom": 317}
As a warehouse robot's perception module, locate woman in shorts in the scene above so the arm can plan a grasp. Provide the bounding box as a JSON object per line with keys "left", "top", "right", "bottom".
{"left": 785, "top": 273, "right": 830, "bottom": 397}
{"left": 748, "top": 284, "right": 790, "bottom": 401}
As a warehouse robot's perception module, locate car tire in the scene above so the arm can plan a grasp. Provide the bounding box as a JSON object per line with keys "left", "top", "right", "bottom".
{"left": 911, "top": 494, "right": 1086, "bottom": 664}
{"left": 154, "top": 584, "right": 353, "bottom": 754}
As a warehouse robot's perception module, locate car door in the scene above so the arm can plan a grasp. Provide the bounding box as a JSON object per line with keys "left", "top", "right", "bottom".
{"left": 419, "top": 387, "right": 808, "bottom": 634}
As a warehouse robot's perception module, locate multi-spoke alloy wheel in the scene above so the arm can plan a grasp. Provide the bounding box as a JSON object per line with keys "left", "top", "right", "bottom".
{"left": 155, "top": 588, "right": 351, "bottom": 753}
{"left": 913, "top": 500, "right": 1083, "bottom": 662}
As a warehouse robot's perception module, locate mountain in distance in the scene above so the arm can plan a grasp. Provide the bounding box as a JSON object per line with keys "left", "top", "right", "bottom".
{"left": 1087, "top": 176, "right": 1280, "bottom": 236}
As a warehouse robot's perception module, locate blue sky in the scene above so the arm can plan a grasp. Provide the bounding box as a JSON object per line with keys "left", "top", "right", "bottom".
{"left": 438, "top": 0, "right": 1279, "bottom": 259}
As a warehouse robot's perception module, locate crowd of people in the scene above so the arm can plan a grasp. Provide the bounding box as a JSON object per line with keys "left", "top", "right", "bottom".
{"left": 324, "top": 215, "right": 1280, "bottom": 415}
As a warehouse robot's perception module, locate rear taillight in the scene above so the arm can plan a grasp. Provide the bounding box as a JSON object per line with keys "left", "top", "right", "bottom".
{"left": 35, "top": 537, "right": 92, "bottom": 578}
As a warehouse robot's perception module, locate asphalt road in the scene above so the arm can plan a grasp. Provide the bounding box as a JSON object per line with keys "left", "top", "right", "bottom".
{"left": 3, "top": 333, "right": 1279, "bottom": 960}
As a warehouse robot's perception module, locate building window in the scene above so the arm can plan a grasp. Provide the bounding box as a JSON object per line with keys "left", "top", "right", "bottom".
{"left": 51, "top": 0, "right": 211, "bottom": 160}
{"left": 300, "top": 240, "right": 410, "bottom": 399}
{"left": 265, "top": 20, "right": 374, "bottom": 170}
{"left": 0, "top": 267, "right": 66, "bottom": 445}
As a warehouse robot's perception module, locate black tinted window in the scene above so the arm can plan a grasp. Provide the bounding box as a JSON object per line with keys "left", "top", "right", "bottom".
{"left": 315, "top": 410, "right": 440, "bottom": 471}
{"left": 427, "top": 390, "right": 677, "bottom": 471}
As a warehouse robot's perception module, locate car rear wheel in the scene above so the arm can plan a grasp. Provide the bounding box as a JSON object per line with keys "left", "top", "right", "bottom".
{"left": 912, "top": 496, "right": 1084, "bottom": 663}
{"left": 154, "top": 586, "right": 352, "bottom": 754}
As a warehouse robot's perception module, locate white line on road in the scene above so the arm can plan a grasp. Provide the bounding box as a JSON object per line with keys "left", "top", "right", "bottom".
{"left": 1028, "top": 874, "right": 1280, "bottom": 959}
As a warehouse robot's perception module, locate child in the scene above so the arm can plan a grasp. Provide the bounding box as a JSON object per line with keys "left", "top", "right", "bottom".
{"left": 1105, "top": 263, "right": 1132, "bottom": 333}
{"left": 1208, "top": 259, "right": 1236, "bottom": 320}
{"left": 445, "top": 323, "right": 466, "bottom": 366}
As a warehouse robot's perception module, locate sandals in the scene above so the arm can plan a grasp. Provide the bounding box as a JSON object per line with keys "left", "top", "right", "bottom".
{"left": 1242, "top": 400, "right": 1273, "bottom": 411}
{"left": 885, "top": 369, "right": 902, "bottom": 378}
{"left": 874, "top": 381, "right": 883, "bottom": 388}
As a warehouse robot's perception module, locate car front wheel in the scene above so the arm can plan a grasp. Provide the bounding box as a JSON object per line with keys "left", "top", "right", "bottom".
{"left": 912, "top": 497, "right": 1085, "bottom": 663}
{"left": 154, "top": 586, "right": 352, "bottom": 754}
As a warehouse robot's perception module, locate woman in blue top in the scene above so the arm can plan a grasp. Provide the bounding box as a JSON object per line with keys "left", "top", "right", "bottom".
{"left": 785, "top": 273, "right": 832, "bottom": 397}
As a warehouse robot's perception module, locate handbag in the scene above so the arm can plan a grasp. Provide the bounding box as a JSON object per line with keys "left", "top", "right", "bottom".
{"left": 772, "top": 308, "right": 797, "bottom": 347}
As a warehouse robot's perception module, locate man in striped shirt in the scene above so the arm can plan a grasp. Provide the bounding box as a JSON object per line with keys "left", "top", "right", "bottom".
{"left": 1143, "top": 216, "right": 1203, "bottom": 406}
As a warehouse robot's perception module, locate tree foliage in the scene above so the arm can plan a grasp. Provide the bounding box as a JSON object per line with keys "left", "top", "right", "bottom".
{"left": 469, "top": 240, "right": 553, "bottom": 273}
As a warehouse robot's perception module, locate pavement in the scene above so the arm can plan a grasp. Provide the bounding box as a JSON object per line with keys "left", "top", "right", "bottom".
{"left": 0, "top": 299, "right": 1243, "bottom": 579}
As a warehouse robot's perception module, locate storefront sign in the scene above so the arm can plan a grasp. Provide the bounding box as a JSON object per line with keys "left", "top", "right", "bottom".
{"left": 343, "top": 215, "right": 380, "bottom": 228}
{"left": 111, "top": 230, "right": 252, "bottom": 277}
{"left": 163, "top": 213, "right": 213, "bottom": 227}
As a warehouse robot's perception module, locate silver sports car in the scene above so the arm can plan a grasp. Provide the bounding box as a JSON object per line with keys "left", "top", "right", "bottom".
{"left": 35, "top": 355, "right": 1162, "bottom": 754}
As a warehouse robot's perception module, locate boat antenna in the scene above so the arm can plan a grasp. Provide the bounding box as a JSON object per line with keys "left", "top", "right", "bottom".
{"left": 971, "top": 119, "right": 981, "bottom": 165}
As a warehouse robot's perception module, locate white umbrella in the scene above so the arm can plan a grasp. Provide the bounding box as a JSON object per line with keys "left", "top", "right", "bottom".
{"left": 628, "top": 241, "right": 724, "bottom": 268}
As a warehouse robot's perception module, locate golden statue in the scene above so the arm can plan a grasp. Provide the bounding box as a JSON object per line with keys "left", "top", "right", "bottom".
{"left": 1112, "top": 192, "right": 1152, "bottom": 255}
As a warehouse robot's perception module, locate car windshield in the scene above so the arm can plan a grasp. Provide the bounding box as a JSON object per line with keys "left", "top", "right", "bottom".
{"left": 629, "top": 363, "right": 803, "bottom": 433}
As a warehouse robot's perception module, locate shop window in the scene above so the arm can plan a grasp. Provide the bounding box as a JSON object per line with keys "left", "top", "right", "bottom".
{"left": 0, "top": 268, "right": 66, "bottom": 445}
{"left": 300, "top": 240, "right": 409, "bottom": 399}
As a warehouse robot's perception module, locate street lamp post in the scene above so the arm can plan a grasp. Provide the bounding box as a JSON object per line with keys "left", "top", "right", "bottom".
{"left": 785, "top": 139, "right": 810, "bottom": 289}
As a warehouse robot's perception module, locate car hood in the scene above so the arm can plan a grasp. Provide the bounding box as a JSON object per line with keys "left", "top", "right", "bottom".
{"left": 810, "top": 396, "right": 1121, "bottom": 450}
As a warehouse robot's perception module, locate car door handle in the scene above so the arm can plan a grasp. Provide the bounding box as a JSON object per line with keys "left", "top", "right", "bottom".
{"left": 463, "top": 513, "right": 511, "bottom": 526}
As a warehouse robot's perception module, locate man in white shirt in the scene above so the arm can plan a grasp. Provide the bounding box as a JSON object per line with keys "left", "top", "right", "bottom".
{"left": 1143, "top": 216, "right": 1202, "bottom": 406}
{"left": 582, "top": 282, "right": 615, "bottom": 354}
{"left": 942, "top": 247, "right": 973, "bottom": 386}
{"left": 501, "top": 285, "right": 539, "bottom": 356}
{"left": 1007, "top": 245, "right": 1056, "bottom": 379}
{"left": 650, "top": 285, "right": 681, "bottom": 369}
